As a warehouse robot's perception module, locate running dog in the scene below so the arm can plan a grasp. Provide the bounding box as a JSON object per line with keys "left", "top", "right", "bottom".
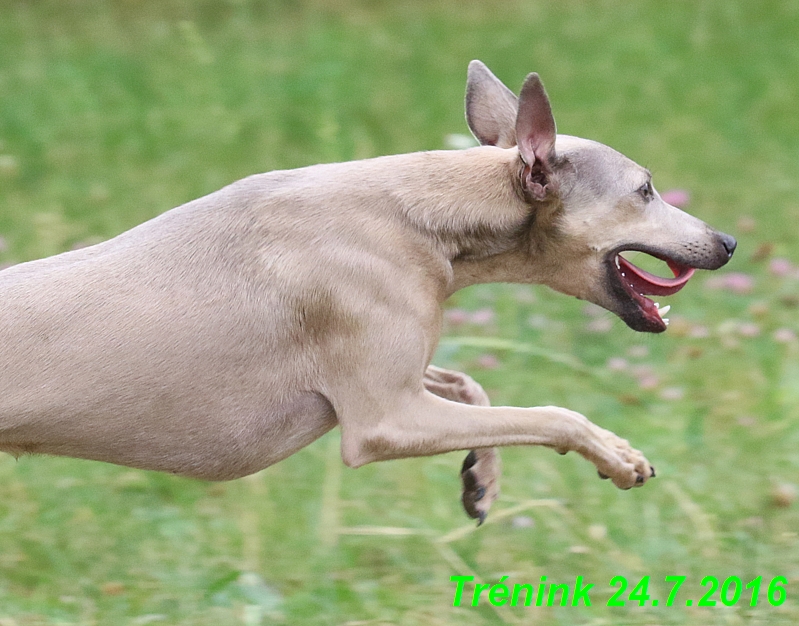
{"left": 0, "top": 61, "right": 735, "bottom": 523}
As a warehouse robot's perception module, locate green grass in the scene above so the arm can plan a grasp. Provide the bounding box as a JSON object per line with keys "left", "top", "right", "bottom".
{"left": 1, "top": 0, "right": 799, "bottom": 623}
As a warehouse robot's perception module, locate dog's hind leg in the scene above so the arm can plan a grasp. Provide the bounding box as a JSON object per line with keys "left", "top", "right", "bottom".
{"left": 424, "top": 365, "right": 500, "bottom": 524}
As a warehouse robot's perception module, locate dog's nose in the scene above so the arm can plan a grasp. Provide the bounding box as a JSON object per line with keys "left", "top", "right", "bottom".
{"left": 720, "top": 233, "right": 737, "bottom": 258}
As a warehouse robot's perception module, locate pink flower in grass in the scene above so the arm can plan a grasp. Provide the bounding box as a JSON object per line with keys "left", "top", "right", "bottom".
{"left": 769, "top": 258, "right": 793, "bottom": 277}
{"left": 737, "top": 322, "right": 761, "bottom": 338}
{"left": 773, "top": 328, "right": 797, "bottom": 344}
{"left": 660, "top": 189, "right": 691, "bottom": 208}
{"left": 476, "top": 354, "right": 500, "bottom": 369}
{"left": 444, "top": 308, "right": 469, "bottom": 326}
{"left": 606, "top": 357, "right": 629, "bottom": 372}
{"left": 705, "top": 272, "right": 755, "bottom": 295}
{"left": 470, "top": 308, "right": 495, "bottom": 326}
{"left": 689, "top": 324, "right": 710, "bottom": 339}
{"left": 660, "top": 387, "right": 685, "bottom": 401}
{"left": 631, "top": 365, "right": 659, "bottom": 390}
{"left": 637, "top": 374, "right": 660, "bottom": 390}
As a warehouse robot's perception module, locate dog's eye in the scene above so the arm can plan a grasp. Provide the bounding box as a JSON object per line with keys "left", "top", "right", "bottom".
{"left": 637, "top": 181, "right": 654, "bottom": 202}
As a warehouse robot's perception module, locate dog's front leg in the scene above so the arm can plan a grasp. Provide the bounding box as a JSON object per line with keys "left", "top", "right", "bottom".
{"left": 340, "top": 392, "right": 655, "bottom": 493}
{"left": 423, "top": 365, "right": 500, "bottom": 523}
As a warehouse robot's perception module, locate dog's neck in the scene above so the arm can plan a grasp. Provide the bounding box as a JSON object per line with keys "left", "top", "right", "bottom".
{"left": 387, "top": 147, "right": 527, "bottom": 239}
{"left": 377, "top": 147, "right": 551, "bottom": 296}
{"left": 447, "top": 249, "right": 541, "bottom": 296}
{"left": 285, "top": 146, "right": 552, "bottom": 299}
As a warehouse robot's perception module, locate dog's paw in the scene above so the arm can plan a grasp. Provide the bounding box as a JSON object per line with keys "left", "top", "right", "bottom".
{"left": 591, "top": 429, "right": 655, "bottom": 490}
{"left": 461, "top": 448, "right": 501, "bottom": 524}
{"left": 423, "top": 367, "right": 499, "bottom": 523}
{"left": 423, "top": 365, "right": 491, "bottom": 407}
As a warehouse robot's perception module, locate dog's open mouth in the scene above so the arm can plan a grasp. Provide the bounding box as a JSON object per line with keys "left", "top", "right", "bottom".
{"left": 610, "top": 250, "right": 696, "bottom": 332}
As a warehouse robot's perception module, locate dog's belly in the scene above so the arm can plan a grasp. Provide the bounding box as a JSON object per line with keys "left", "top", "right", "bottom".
{"left": 0, "top": 241, "right": 342, "bottom": 480}
{"left": 0, "top": 390, "right": 339, "bottom": 480}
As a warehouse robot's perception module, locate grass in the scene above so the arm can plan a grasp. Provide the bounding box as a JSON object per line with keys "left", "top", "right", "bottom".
{"left": 1, "top": 0, "right": 799, "bottom": 623}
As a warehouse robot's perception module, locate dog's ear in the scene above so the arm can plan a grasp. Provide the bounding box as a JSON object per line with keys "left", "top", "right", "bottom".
{"left": 516, "top": 73, "right": 557, "bottom": 201}
{"left": 465, "top": 60, "right": 518, "bottom": 148}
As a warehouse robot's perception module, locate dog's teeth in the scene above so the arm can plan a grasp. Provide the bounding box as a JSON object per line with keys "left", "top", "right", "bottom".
{"left": 654, "top": 303, "right": 671, "bottom": 321}
{"left": 615, "top": 257, "right": 621, "bottom": 269}
{"left": 663, "top": 318, "right": 670, "bottom": 326}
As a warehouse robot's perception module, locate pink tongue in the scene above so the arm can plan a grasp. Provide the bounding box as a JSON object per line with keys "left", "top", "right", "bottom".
{"left": 617, "top": 255, "right": 695, "bottom": 296}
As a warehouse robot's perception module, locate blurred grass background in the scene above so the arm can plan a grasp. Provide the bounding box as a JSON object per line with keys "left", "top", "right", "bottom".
{"left": 1, "top": 0, "right": 799, "bottom": 624}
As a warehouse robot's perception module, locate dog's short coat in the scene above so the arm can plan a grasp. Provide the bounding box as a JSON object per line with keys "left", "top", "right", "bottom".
{"left": 0, "top": 61, "right": 735, "bottom": 522}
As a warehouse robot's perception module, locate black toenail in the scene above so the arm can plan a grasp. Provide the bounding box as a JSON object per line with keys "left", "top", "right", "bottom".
{"left": 598, "top": 471, "right": 609, "bottom": 480}
{"left": 636, "top": 474, "right": 644, "bottom": 484}
{"left": 650, "top": 466, "right": 656, "bottom": 478}
{"left": 461, "top": 450, "right": 478, "bottom": 472}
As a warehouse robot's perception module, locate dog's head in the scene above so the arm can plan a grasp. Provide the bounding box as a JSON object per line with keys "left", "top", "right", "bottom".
{"left": 465, "top": 61, "right": 736, "bottom": 333}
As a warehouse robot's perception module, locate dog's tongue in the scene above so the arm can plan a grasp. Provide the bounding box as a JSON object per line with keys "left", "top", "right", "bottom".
{"left": 617, "top": 255, "right": 695, "bottom": 296}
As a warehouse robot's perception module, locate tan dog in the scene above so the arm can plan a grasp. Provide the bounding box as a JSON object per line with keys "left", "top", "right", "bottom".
{"left": 0, "top": 61, "right": 734, "bottom": 524}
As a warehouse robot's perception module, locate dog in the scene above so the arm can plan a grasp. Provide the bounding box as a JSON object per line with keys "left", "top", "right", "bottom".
{"left": 0, "top": 61, "right": 735, "bottom": 524}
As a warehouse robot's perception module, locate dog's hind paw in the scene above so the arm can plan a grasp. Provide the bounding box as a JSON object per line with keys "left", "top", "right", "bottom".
{"left": 423, "top": 365, "right": 491, "bottom": 407}
{"left": 461, "top": 448, "right": 501, "bottom": 524}
{"left": 423, "top": 366, "right": 502, "bottom": 523}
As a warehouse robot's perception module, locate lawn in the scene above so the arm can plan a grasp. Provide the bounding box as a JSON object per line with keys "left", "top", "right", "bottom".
{"left": 1, "top": 0, "right": 798, "bottom": 624}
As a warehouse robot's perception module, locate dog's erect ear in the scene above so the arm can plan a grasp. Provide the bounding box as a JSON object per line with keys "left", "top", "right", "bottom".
{"left": 465, "top": 60, "right": 518, "bottom": 148}
{"left": 516, "top": 73, "right": 557, "bottom": 201}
